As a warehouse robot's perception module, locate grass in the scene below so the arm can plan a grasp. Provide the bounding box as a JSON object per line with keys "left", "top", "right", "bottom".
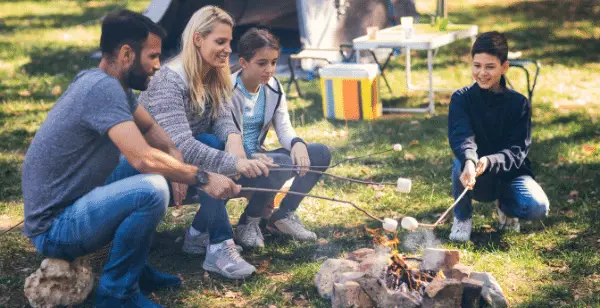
{"left": 1, "top": 0, "right": 600, "bottom": 307}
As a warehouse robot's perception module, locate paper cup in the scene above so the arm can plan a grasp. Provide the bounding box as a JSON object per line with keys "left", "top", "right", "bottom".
{"left": 366, "top": 26, "right": 379, "bottom": 40}
{"left": 396, "top": 178, "right": 412, "bottom": 193}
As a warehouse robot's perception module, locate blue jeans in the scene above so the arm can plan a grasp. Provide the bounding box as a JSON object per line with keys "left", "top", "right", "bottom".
{"left": 105, "top": 134, "right": 233, "bottom": 245}
{"left": 196, "top": 134, "right": 331, "bottom": 224}
{"left": 452, "top": 158, "right": 549, "bottom": 221}
{"left": 30, "top": 174, "right": 170, "bottom": 299}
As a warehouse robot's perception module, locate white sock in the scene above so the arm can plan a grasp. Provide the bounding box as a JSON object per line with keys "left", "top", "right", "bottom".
{"left": 189, "top": 226, "right": 202, "bottom": 237}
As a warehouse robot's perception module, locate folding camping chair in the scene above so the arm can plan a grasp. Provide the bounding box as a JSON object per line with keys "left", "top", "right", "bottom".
{"left": 507, "top": 52, "right": 541, "bottom": 102}
{"left": 286, "top": 45, "right": 393, "bottom": 97}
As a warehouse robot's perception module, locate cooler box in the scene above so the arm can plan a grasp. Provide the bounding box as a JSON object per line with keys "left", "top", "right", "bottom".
{"left": 319, "top": 63, "right": 382, "bottom": 120}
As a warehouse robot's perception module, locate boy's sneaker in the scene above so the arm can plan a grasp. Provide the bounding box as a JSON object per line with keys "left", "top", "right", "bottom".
{"left": 497, "top": 208, "right": 520, "bottom": 232}
{"left": 269, "top": 211, "right": 317, "bottom": 242}
{"left": 182, "top": 228, "right": 209, "bottom": 255}
{"left": 202, "top": 239, "right": 256, "bottom": 279}
{"left": 235, "top": 216, "right": 265, "bottom": 248}
{"left": 449, "top": 217, "right": 472, "bottom": 242}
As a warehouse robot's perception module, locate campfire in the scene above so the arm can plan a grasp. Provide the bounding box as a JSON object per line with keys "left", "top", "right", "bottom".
{"left": 314, "top": 228, "right": 509, "bottom": 308}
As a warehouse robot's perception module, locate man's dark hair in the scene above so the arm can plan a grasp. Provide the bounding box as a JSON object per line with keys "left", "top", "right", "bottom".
{"left": 471, "top": 31, "right": 508, "bottom": 63}
{"left": 100, "top": 9, "right": 166, "bottom": 57}
{"left": 238, "top": 28, "right": 280, "bottom": 61}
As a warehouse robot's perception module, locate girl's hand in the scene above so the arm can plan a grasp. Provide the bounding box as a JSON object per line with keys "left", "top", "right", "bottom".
{"left": 225, "top": 134, "right": 247, "bottom": 159}
{"left": 291, "top": 142, "right": 310, "bottom": 177}
{"left": 460, "top": 160, "right": 477, "bottom": 190}
{"left": 251, "top": 153, "right": 275, "bottom": 165}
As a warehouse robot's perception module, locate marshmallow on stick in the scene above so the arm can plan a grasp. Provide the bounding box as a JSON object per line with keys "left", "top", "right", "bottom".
{"left": 396, "top": 178, "right": 412, "bottom": 193}
{"left": 401, "top": 216, "right": 419, "bottom": 231}
{"left": 382, "top": 218, "right": 398, "bottom": 232}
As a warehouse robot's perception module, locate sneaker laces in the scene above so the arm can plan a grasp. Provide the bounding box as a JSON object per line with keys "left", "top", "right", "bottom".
{"left": 284, "top": 212, "right": 309, "bottom": 233}
{"left": 223, "top": 244, "right": 243, "bottom": 263}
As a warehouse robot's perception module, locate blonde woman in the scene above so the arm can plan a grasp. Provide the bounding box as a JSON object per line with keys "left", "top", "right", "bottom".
{"left": 108, "top": 6, "right": 274, "bottom": 280}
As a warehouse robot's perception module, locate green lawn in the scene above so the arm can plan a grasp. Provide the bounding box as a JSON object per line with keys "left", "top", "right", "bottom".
{"left": 1, "top": 0, "right": 599, "bottom": 307}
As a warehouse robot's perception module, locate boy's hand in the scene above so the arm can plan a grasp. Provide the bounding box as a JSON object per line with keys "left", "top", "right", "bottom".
{"left": 460, "top": 160, "right": 477, "bottom": 190}
{"left": 475, "top": 157, "right": 489, "bottom": 176}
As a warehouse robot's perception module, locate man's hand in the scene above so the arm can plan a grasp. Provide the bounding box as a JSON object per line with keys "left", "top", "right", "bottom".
{"left": 201, "top": 172, "right": 241, "bottom": 200}
{"left": 225, "top": 134, "right": 247, "bottom": 159}
{"left": 168, "top": 148, "right": 188, "bottom": 206}
{"left": 460, "top": 160, "right": 477, "bottom": 190}
{"left": 291, "top": 142, "right": 310, "bottom": 177}
{"left": 236, "top": 159, "right": 278, "bottom": 178}
{"left": 475, "top": 156, "right": 489, "bottom": 176}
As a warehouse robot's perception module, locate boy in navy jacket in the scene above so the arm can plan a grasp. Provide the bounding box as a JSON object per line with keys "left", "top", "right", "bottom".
{"left": 448, "top": 31, "right": 549, "bottom": 242}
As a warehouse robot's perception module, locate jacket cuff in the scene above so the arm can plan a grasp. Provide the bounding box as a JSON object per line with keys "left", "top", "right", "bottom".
{"left": 290, "top": 137, "right": 306, "bottom": 149}
{"left": 463, "top": 151, "right": 478, "bottom": 168}
{"left": 217, "top": 152, "right": 239, "bottom": 176}
{"left": 485, "top": 153, "right": 503, "bottom": 172}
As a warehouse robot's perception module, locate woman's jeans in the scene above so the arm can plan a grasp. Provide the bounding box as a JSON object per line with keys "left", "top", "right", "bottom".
{"left": 30, "top": 174, "right": 170, "bottom": 299}
{"left": 451, "top": 158, "right": 549, "bottom": 221}
{"left": 197, "top": 134, "right": 331, "bottom": 225}
{"left": 104, "top": 134, "right": 233, "bottom": 245}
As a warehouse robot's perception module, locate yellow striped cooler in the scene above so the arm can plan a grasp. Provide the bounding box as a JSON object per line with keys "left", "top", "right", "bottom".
{"left": 318, "top": 64, "right": 382, "bottom": 120}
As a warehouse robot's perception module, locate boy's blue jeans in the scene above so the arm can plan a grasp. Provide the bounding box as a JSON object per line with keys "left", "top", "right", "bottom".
{"left": 451, "top": 158, "right": 549, "bottom": 221}
{"left": 30, "top": 174, "right": 170, "bottom": 299}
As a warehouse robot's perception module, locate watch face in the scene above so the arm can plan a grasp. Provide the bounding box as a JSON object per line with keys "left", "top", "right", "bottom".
{"left": 196, "top": 171, "right": 209, "bottom": 185}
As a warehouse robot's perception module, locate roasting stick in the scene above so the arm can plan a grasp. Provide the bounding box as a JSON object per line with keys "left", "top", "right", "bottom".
{"left": 269, "top": 168, "right": 396, "bottom": 186}
{"left": 418, "top": 186, "right": 470, "bottom": 229}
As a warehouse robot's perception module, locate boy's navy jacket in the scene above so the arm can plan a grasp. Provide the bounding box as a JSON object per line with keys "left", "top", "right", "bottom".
{"left": 448, "top": 82, "right": 534, "bottom": 181}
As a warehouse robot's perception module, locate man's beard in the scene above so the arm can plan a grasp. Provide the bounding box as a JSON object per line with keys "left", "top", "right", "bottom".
{"left": 125, "top": 59, "right": 150, "bottom": 91}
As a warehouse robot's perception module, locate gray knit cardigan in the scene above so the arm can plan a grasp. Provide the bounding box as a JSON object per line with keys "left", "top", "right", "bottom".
{"left": 138, "top": 64, "right": 240, "bottom": 175}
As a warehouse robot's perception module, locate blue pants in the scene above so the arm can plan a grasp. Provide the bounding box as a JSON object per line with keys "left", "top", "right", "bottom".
{"left": 105, "top": 134, "right": 233, "bottom": 245}
{"left": 452, "top": 158, "right": 549, "bottom": 221}
{"left": 194, "top": 134, "right": 331, "bottom": 224}
{"left": 31, "top": 174, "right": 170, "bottom": 299}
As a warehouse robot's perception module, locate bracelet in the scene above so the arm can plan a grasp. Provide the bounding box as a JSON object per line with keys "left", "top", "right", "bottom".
{"left": 290, "top": 137, "right": 306, "bottom": 148}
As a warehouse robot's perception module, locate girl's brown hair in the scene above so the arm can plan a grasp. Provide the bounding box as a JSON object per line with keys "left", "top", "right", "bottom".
{"left": 238, "top": 28, "right": 280, "bottom": 61}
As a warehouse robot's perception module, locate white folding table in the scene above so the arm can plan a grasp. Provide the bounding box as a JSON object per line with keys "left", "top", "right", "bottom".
{"left": 352, "top": 24, "right": 478, "bottom": 114}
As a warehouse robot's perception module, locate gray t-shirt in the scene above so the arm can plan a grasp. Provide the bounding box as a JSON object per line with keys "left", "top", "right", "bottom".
{"left": 22, "top": 69, "right": 138, "bottom": 237}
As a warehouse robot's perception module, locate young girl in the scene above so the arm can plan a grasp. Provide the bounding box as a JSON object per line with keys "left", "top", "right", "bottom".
{"left": 448, "top": 31, "right": 549, "bottom": 242}
{"left": 229, "top": 28, "right": 332, "bottom": 248}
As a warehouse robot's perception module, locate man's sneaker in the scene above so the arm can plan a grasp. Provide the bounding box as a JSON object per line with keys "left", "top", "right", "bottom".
{"left": 139, "top": 265, "right": 182, "bottom": 294}
{"left": 497, "top": 208, "right": 520, "bottom": 232}
{"left": 269, "top": 211, "right": 317, "bottom": 242}
{"left": 182, "top": 228, "right": 209, "bottom": 255}
{"left": 449, "top": 217, "right": 472, "bottom": 242}
{"left": 235, "top": 216, "right": 265, "bottom": 248}
{"left": 96, "top": 291, "right": 164, "bottom": 308}
{"left": 203, "top": 239, "right": 256, "bottom": 279}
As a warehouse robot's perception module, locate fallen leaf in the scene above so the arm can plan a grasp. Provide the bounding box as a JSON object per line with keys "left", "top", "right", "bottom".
{"left": 224, "top": 290, "right": 239, "bottom": 298}
{"left": 409, "top": 140, "right": 419, "bottom": 146}
{"left": 369, "top": 184, "right": 385, "bottom": 191}
{"left": 18, "top": 90, "right": 31, "bottom": 97}
{"left": 318, "top": 239, "right": 329, "bottom": 246}
{"left": 268, "top": 305, "right": 277, "bottom": 308}
{"left": 568, "top": 235, "right": 578, "bottom": 239}
{"left": 404, "top": 153, "right": 416, "bottom": 161}
{"left": 582, "top": 144, "right": 597, "bottom": 153}
{"left": 51, "top": 85, "right": 62, "bottom": 96}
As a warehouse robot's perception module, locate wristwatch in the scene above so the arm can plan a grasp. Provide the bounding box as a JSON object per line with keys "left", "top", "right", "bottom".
{"left": 195, "top": 169, "right": 209, "bottom": 186}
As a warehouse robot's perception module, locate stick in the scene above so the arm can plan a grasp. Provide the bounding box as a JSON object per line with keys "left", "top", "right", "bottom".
{"left": 276, "top": 148, "right": 395, "bottom": 169}
{"left": 0, "top": 219, "right": 24, "bottom": 237}
{"left": 241, "top": 187, "right": 384, "bottom": 223}
{"left": 418, "top": 187, "right": 470, "bottom": 229}
{"left": 270, "top": 168, "right": 396, "bottom": 186}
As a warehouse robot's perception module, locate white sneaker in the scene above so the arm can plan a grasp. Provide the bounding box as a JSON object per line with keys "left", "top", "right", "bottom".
{"left": 202, "top": 239, "right": 256, "bottom": 279}
{"left": 269, "top": 211, "right": 317, "bottom": 242}
{"left": 235, "top": 217, "right": 265, "bottom": 248}
{"left": 497, "top": 208, "right": 520, "bottom": 232}
{"left": 182, "top": 228, "right": 209, "bottom": 255}
{"left": 449, "top": 217, "right": 472, "bottom": 242}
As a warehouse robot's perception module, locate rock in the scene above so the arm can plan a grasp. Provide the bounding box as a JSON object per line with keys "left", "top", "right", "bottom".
{"left": 332, "top": 281, "right": 375, "bottom": 308}
{"left": 315, "top": 259, "right": 360, "bottom": 299}
{"left": 461, "top": 278, "right": 484, "bottom": 308}
{"left": 470, "top": 272, "right": 508, "bottom": 308}
{"left": 421, "top": 248, "right": 460, "bottom": 271}
{"left": 444, "top": 264, "right": 473, "bottom": 281}
{"left": 24, "top": 258, "right": 94, "bottom": 308}
{"left": 355, "top": 276, "right": 383, "bottom": 303}
{"left": 348, "top": 248, "right": 376, "bottom": 262}
{"left": 336, "top": 271, "right": 366, "bottom": 284}
{"left": 422, "top": 278, "right": 463, "bottom": 308}
{"left": 359, "top": 259, "right": 377, "bottom": 273}
{"left": 380, "top": 289, "right": 421, "bottom": 308}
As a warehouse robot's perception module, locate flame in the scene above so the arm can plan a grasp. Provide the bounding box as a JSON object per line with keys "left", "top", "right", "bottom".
{"left": 365, "top": 227, "right": 400, "bottom": 249}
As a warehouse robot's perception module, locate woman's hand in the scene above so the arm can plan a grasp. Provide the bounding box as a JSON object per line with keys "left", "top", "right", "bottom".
{"left": 236, "top": 159, "right": 279, "bottom": 178}
{"left": 291, "top": 142, "right": 310, "bottom": 177}
{"left": 251, "top": 153, "right": 275, "bottom": 165}
{"left": 460, "top": 160, "right": 477, "bottom": 190}
{"left": 225, "top": 133, "right": 247, "bottom": 159}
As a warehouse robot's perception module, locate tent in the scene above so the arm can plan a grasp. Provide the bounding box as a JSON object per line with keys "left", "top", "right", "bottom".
{"left": 142, "top": 0, "right": 419, "bottom": 54}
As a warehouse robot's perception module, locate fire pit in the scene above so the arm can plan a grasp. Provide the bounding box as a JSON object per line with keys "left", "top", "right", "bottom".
{"left": 314, "top": 229, "right": 509, "bottom": 308}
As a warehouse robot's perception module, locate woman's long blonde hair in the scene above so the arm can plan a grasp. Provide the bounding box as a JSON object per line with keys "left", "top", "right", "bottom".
{"left": 179, "top": 6, "right": 234, "bottom": 119}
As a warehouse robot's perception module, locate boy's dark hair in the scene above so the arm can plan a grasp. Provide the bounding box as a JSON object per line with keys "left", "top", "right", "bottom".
{"left": 471, "top": 31, "right": 508, "bottom": 63}
{"left": 238, "top": 28, "right": 280, "bottom": 61}
{"left": 100, "top": 9, "right": 166, "bottom": 57}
